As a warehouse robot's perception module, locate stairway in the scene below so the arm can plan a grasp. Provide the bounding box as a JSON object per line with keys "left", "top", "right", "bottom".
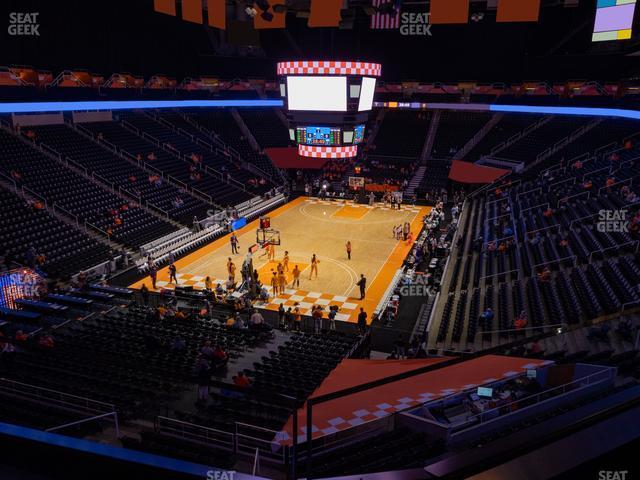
{"left": 421, "top": 110, "right": 441, "bottom": 163}
{"left": 405, "top": 166, "right": 426, "bottom": 196}
{"left": 230, "top": 109, "right": 261, "bottom": 152}
{"left": 456, "top": 113, "right": 503, "bottom": 160}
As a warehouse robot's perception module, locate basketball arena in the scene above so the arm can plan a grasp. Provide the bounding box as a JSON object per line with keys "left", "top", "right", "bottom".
{"left": 0, "top": 1, "right": 640, "bottom": 479}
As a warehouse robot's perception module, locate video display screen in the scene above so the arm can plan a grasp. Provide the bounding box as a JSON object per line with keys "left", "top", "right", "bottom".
{"left": 296, "top": 126, "right": 342, "bottom": 146}
{"left": 357, "top": 77, "right": 377, "bottom": 112}
{"left": 353, "top": 124, "right": 365, "bottom": 144}
{"left": 287, "top": 76, "right": 347, "bottom": 111}
{"left": 592, "top": 0, "right": 637, "bottom": 42}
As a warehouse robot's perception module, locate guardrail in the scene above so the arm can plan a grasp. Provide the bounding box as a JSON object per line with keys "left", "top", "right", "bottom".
{"left": 156, "top": 416, "right": 235, "bottom": 451}
{"left": 588, "top": 240, "right": 639, "bottom": 263}
{"left": 531, "top": 255, "right": 577, "bottom": 270}
{"left": 52, "top": 202, "right": 79, "bottom": 226}
{"left": 457, "top": 367, "right": 615, "bottom": 429}
{"left": 0, "top": 377, "right": 116, "bottom": 417}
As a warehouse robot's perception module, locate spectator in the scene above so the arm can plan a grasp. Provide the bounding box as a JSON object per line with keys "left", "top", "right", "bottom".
{"left": 249, "top": 309, "right": 264, "bottom": 328}
{"left": 233, "top": 371, "right": 252, "bottom": 388}
{"left": 394, "top": 333, "right": 406, "bottom": 359}
{"left": 480, "top": 307, "right": 494, "bottom": 330}
{"left": 514, "top": 310, "right": 528, "bottom": 330}
{"left": 357, "top": 308, "right": 368, "bottom": 334}
{"left": 195, "top": 355, "right": 211, "bottom": 404}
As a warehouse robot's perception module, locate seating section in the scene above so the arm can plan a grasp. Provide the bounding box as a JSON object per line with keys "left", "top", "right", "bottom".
{"left": 431, "top": 111, "right": 492, "bottom": 158}
{"left": 372, "top": 110, "right": 432, "bottom": 158}
{"left": 0, "top": 129, "right": 178, "bottom": 248}
{"left": 173, "top": 331, "right": 358, "bottom": 432}
{"left": 237, "top": 109, "right": 290, "bottom": 148}
{"left": 543, "top": 118, "right": 640, "bottom": 166}
{"left": 0, "top": 188, "right": 111, "bottom": 277}
{"left": 498, "top": 116, "right": 593, "bottom": 162}
{"left": 105, "top": 113, "right": 258, "bottom": 205}
{"left": 313, "top": 429, "right": 445, "bottom": 477}
{"left": 0, "top": 303, "right": 272, "bottom": 419}
{"left": 30, "top": 123, "right": 209, "bottom": 226}
{"left": 437, "top": 140, "right": 640, "bottom": 351}
{"left": 463, "top": 114, "right": 539, "bottom": 162}
{"left": 0, "top": 393, "right": 105, "bottom": 436}
{"left": 182, "top": 109, "right": 282, "bottom": 181}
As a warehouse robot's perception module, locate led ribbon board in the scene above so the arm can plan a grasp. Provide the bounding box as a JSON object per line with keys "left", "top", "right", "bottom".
{"left": 298, "top": 145, "right": 358, "bottom": 159}
{"left": 0, "top": 99, "right": 284, "bottom": 113}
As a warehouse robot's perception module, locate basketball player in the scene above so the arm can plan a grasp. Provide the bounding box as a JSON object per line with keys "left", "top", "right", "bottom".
{"left": 268, "top": 242, "right": 276, "bottom": 262}
{"left": 277, "top": 268, "right": 286, "bottom": 294}
{"left": 291, "top": 265, "right": 301, "bottom": 288}
{"left": 345, "top": 241, "right": 352, "bottom": 260}
{"left": 309, "top": 254, "right": 319, "bottom": 279}
{"left": 270, "top": 271, "right": 279, "bottom": 296}
{"left": 227, "top": 258, "right": 236, "bottom": 283}
{"left": 283, "top": 251, "right": 290, "bottom": 272}
{"left": 277, "top": 262, "right": 284, "bottom": 275}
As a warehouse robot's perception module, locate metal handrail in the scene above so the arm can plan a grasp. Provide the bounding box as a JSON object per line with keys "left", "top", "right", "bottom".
{"left": 46, "top": 411, "right": 120, "bottom": 438}
{"left": 0, "top": 377, "right": 115, "bottom": 414}
{"left": 459, "top": 368, "right": 615, "bottom": 427}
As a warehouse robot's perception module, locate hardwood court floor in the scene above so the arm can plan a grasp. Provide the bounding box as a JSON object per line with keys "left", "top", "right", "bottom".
{"left": 130, "top": 197, "right": 431, "bottom": 323}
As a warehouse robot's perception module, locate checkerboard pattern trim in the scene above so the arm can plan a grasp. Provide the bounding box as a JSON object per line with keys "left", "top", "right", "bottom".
{"left": 255, "top": 289, "right": 357, "bottom": 321}
{"left": 277, "top": 61, "right": 382, "bottom": 77}
{"left": 298, "top": 145, "right": 358, "bottom": 159}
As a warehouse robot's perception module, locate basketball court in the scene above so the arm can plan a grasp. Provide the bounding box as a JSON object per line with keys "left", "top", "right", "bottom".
{"left": 130, "top": 197, "right": 431, "bottom": 323}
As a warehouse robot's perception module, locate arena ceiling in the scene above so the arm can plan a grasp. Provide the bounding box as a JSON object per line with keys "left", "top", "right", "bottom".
{"left": 1, "top": 0, "right": 639, "bottom": 83}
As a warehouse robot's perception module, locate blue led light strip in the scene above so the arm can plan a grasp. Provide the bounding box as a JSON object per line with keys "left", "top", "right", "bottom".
{"left": 489, "top": 104, "right": 640, "bottom": 120}
{"left": 0, "top": 99, "right": 284, "bottom": 113}
{"left": 2, "top": 99, "right": 639, "bottom": 120}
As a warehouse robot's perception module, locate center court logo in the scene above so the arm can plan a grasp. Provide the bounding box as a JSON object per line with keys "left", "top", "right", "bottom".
{"left": 597, "top": 209, "right": 629, "bottom": 233}
{"left": 400, "top": 12, "right": 432, "bottom": 36}
{"left": 8, "top": 12, "right": 40, "bottom": 36}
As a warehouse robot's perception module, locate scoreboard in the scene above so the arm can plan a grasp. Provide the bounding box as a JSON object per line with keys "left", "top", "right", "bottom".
{"left": 296, "top": 126, "right": 342, "bottom": 146}
{"left": 277, "top": 61, "right": 382, "bottom": 158}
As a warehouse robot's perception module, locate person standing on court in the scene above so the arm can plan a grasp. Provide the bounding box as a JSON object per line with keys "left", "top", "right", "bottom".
{"left": 357, "top": 274, "right": 367, "bottom": 300}
{"left": 149, "top": 264, "right": 157, "bottom": 289}
{"left": 230, "top": 233, "right": 239, "bottom": 255}
{"left": 291, "top": 265, "right": 301, "bottom": 288}
{"left": 309, "top": 254, "right": 319, "bottom": 279}
{"left": 357, "top": 308, "right": 367, "bottom": 334}
{"left": 346, "top": 241, "right": 352, "bottom": 260}
{"left": 168, "top": 263, "right": 178, "bottom": 284}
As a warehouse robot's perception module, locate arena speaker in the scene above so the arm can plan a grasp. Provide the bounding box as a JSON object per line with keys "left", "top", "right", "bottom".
{"left": 496, "top": 0, "right": 540, "bottom": 22}
{"left": 309, "top": 0, "right": 343, "bottom": 27}
{"left": 430, "top": 0, "right": 470, "bottom": 24}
